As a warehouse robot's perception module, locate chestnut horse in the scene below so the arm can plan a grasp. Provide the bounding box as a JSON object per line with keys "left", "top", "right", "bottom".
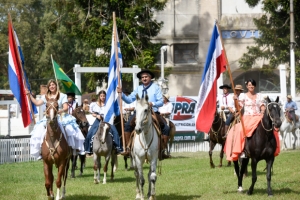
{"left": 71, "top": 106, "right": 89, "bottom": 178}
{"left": 208, "top": 110, "right": 231, "bottom": 168}
{"left": 233, "top": 96, "right": 282, "bottom": 196}
{"left": 42, "top": 96, "right": 71, "bottom": 200}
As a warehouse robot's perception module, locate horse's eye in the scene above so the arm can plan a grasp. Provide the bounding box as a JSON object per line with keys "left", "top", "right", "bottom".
{"left": 144, "top": 109, "right": 147, "bottom": 113}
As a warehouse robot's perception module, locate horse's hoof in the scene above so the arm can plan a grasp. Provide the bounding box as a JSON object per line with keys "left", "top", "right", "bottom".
{"left": 218, "top": 165, "right": 222, "bottom": 168}
{"left": 237, "top": 186, "right": 243, "bottom": 192}
{"left": 102, "top": 180, "right": 106, "bottom": 184}
{"left": 94, "top": 179, "right": 99, "bottom": 184}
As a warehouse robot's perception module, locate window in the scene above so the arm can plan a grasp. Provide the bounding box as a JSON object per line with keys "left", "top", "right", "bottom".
{"left": 174, "top": 43, "right": 198, "bottom": 64}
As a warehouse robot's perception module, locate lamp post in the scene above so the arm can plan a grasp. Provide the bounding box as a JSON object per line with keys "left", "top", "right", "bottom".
{"left": 158, "top": 45, "right": 169, "bottom": 94}
{"left": 290, "top": 0, "right": 296, "bottom": 98}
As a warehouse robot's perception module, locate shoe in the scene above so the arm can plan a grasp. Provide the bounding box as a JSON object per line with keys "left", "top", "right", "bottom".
{"left": 37, "top": 155, "right": 42, "bottom": 160}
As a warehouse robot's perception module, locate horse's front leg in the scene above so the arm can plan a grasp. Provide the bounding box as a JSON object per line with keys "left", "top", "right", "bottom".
{"left": 266, "top": 157, "right": 275, "bottom": 196}
{"left": 79, "top": 154, "right": 86, "bottom": 176}
{"left": 55, "top": 162, "right": 66, "bottom": 200}
{"left": 134, "top": 155, "right": 145, "bottom": 200}
{"left": 218, "top": 144, "right": 225, "bottom": 167}
{"left": 44, "top": 162, "right": 54, "bottom": 199}
{"left": 70, "top": 155, "right": 77, "bottom": 178}
{"left": 247, "top": 159, "right": 257, "bottom": 195}
{"left": 147, "top": 158, "right": 157, "bottom": 200}
{"left": 93, "top": 154, "right": 101, "bottom": 184}
{"left": 209, "top": 141, "right": 216, "bottom": 168}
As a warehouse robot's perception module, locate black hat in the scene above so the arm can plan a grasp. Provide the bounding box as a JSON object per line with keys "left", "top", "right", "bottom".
{"left": 66, "top": 92, "right": 75, "bottom": 97}
{"left": 219, "top": 84, "right": 231, "bottom": 89}
{"left": 137, "top": 69, "right": 155, "bottom": 79}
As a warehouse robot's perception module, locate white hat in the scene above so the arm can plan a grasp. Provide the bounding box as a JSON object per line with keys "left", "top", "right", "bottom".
{"left": 163, "top": 94, "right": 170, "bottom": 101}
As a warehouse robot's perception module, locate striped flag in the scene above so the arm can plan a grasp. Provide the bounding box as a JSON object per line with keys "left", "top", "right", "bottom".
{"left": 103, "top": 25, "right": 123, "bottom": 124}
{"left": 8, "top": 20, "right": 37, "bottom": 127}
{"left": 195, "top": 24, "right": 227, "bottom": 133}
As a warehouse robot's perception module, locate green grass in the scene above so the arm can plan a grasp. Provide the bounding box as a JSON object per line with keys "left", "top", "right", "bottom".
{"left": 0, "top": 150, "right": 299, "bottom": 200}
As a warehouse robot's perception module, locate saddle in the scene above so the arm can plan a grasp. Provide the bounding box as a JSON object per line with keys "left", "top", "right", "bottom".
{"left": 285, "top": 112, "right": 299, "bottom": 123}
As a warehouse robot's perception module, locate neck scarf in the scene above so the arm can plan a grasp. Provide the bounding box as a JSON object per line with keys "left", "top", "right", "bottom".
{"left": 68, "top": 102, "right": 74, "bottom": 114}
{"left": 223, "top": 93, "right": 229, "bottom": 106}
{"left": 142, "top": 81, "right": 152, "bottom": 98}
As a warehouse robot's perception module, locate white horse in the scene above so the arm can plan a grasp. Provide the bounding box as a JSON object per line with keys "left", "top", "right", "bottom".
{"left": 279, "top": 110, "right": 299, "bottom": 150}
{"left": 132, "top": 94, "right": 159, "bottom": 200}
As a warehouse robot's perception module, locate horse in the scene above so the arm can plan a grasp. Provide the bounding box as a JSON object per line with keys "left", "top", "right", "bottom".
{"left": 279, "top": 110, "right": 299, "bottom": 150}
{"left": 70, "top": 106, "right": 89, "bottom": 178}
{"left": 42, "top": 96, "right": 71, "bottom": 200}
{"left": 93, "top": 121, "right": 117, "bottom": 184}
{"left": 208, "top": 110, "right": 232, "bottom": 168}
{"left": 233, "top": 96, "right": 282, "bottom": 196}
{"left": 132, "top": 94, "right": 159, "bottom": 200}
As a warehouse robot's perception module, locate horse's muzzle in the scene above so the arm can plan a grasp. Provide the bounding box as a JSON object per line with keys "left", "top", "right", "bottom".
{"left": 135, "top": 128, "right": 141, "bottom": 134}
{"left": 274, "top": 119, "right": 282, "bottom": 129}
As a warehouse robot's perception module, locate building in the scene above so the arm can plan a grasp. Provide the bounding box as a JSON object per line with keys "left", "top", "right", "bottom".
{"left": 153, "top": 0, "right": 284, "bottom": 99}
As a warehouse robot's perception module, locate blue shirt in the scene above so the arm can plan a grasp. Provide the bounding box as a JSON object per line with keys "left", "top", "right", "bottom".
{"left": 121, "top": 82, "right": 163, "bottom": 112}
{"left": 285, "top": 101, "right": 297, "bottom": 111}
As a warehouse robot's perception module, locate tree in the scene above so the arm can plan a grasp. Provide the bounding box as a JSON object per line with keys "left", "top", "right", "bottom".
{"left": 52, "top": 0, "right": 168, "bottom": 90}
{"left": 240, "top": 0, "right": 300, "bottom": 90}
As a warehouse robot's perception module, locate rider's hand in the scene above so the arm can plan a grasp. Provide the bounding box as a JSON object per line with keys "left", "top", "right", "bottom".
{"left": 149, "top": 102, "right": 153, "bottom": 107}
{"left": 117, "top": 87, "right": 122, "bottom": 93}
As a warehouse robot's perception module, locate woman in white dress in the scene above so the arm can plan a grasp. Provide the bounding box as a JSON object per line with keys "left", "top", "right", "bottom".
{"left": 28, "top": 79, "right": 85, "bottom": 159}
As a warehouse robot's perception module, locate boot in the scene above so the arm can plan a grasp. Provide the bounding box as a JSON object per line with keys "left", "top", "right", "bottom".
{"left": 120, "top": 132, "right": 131, "bottom": 157}
{"left": 161, "top": 135, "right": 170, "bottom": 159}
{"left": 222, "top": 125, "right": 229, "bottom": 139}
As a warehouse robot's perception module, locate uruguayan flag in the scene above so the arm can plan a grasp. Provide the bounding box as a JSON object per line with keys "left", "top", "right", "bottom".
{"left": 104, "top": 25, "right": 122, "bottom": 124}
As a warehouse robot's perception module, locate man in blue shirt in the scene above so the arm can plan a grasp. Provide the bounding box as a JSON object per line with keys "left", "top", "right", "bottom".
{"left": 285, "top": 95, "right": 298, "bottom": 125}
{"left": 117, "top": 69, "right": 170, "bottom": 159}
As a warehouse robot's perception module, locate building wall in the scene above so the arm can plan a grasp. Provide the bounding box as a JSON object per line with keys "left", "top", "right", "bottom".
{"left": 152, "top": 0, "right": 273, "bottom": 96}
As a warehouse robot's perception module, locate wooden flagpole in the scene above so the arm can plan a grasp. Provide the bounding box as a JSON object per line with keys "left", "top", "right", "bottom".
{"left": 51, "top": 54, "right": 60, "bottom": 97}
{"left": 216, "top": 21, "right": 246, "bottom": 137}
{"left": 113, "top": 12, "right": 125, "bottom": 150}
{"left": 8, "top": 13, "right": 36, "bottom": 124}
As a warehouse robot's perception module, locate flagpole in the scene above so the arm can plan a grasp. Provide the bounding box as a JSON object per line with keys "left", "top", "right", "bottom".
{"left": 51, "top": 54, "right": 60, "bottom": 96}
{"left": 215, "top": 21, "right": 246, "bottom": 137}
{"left": 8, "top": 13, "right": 36, "bottom": 124}
{"left": 113, "top": 12, "right": 125, "bottom": 151}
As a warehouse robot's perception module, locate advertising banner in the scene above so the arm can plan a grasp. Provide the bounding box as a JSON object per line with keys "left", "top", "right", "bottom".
{"left": 169, "top": 96, "right": 198, "bottom": 132}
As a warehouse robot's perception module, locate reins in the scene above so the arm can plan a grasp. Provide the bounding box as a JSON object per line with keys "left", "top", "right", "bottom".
{"left": 260, "top": 102, "right": 281, "bottom": 132}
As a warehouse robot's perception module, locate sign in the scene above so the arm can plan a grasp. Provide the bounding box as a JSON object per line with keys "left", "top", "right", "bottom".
{"left": 221, "top": 30, "right": 262, "bottom": 39}
{"left": 169, "top": 96, "right": 197, "bottom": 132}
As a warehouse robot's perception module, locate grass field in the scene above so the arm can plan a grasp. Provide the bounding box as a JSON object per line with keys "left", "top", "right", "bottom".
{"left": 0, "top": 150, "right": 299, "bottom": 200}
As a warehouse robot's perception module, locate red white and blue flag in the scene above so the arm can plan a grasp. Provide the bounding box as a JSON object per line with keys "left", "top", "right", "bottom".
{"left": 8, "top": 20, "right": 37, "bottom": 127}
{"left": 195, "top": 24, "right": 227, "bottom": 133}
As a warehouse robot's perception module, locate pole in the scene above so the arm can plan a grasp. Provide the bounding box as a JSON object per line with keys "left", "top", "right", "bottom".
{"left": 8, "top": 13, "right": 36, "bottom": 124}
{"left": 290, "top": 0, "right": 296, "bottom": 98}
{"left": 216, "top": 22, "right": 246, "bottom": 137}
{"left": 51, "top": 54, "right": 60, "bottom": 96}
{"left": 113, "top": 12, "right": 125, "bottom": 151}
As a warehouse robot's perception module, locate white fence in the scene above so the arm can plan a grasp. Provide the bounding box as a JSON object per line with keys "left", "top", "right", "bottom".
{"left": 1, "top": 130, "right": 300, "bottom": 164}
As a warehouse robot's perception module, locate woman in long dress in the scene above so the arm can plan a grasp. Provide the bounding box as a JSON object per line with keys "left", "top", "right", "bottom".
{"left": 28, "top": 79, "right": 85, "bottom": 159}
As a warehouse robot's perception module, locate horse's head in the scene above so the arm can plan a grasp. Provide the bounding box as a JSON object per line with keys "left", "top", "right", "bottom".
{"left": 72, "top": 106, "right": 89, "bottom": 137}
{"left": 265, "top": 96, "right": 282, "bottom": 129}
{"left": 96, "top": 122, "right": 110, "bottom": 144}
{"left": 135, "top": 94, "right": 151, "bottom": 134}
{"left": 45, "top": 95, "right": 59, "bottom": 121}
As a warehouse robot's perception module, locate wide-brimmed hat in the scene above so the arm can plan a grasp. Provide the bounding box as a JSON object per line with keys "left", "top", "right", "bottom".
{"left": 83, "top": 99, "right": 89, "bottom": 103}
{"left": 219, "top": 84, "right": 231, "bottom": 89}
{"left": 66, "top": 92, "right": 76, "bottom": 97}
{"left": 287, "top": 95, "right": 292, "bottom": 99}
{"left": 163, "top": 94, "right": 170, "bottom": 101}
{"left": 137, "top": 69, "right": 155, "bottom": 79}
{"left": 234, "top": 84, "right": 244, "bottom": 91}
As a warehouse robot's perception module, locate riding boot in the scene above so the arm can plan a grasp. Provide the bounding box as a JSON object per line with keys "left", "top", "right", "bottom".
{"left": 222, "top": 125, "right": 229, "bottom": 139}
{"left": 120, "top": 132, "right": 131, "bottom": 157}
{"left": 162, "top": 135, "right": 170, "bottom": 159}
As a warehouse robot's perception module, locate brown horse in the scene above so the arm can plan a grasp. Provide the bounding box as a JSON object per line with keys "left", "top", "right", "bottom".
{"left": 233, "top": 96, "right": 282, "bottom": 196}
{"left": 42, "top": 96, "right": 71, "bottom": 200}
{"left": 71, "top": 106, "right": 89, "bottom": 178}
{"left": 208, "top": 110, "right": 231, "bottom": 168}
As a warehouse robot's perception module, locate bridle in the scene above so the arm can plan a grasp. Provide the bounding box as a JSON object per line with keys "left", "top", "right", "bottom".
{"left": 45, "top": 101, "right": 58, "bottom": 117}
{"left": 260, "top": 102, "right": 281, "bottom": 132}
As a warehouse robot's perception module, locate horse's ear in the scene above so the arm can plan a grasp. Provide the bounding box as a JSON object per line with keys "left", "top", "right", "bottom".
{"left": 145, "top": 94, "right": 149, "bottom": 102}
{"left": 265, "top": 96, "right": 271, "bottom": 103}
{"left": 136, "top": 93, "right": 140, "bottom": 101}
{"left": 275, "top": 96, "right": 279, "bottom": 103}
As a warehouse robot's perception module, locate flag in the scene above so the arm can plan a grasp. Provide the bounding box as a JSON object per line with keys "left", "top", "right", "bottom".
{"left": 104, "top": 25, "right": 123, "bottom": 124}
{"left": 195, "top": 24, "right": 227, "bottom": 133}
{"left": 8, "top": 21, "right": 37, "bottom": 128}
{"left": 52, "top": 60, "right": 82, "bottom": 95}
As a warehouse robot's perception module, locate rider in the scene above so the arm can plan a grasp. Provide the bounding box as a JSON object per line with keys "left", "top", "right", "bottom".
{"left": 117, "top": 69, "right": 171, "bottom": 159}
{"left": 28, "top": 79, "right": 85, "bottom": 160}
{"left": 84, "top": 90, "right": 123, "bottom": 155}
{"left": 223, "top": 84, "right": 244, "bottom": 139}
{"left": 159, "top": 94, "right": 173, "bottom": 125}
{"left": 285, "top": 95, "right": 298, "bottom": 125}
{"left": 224, "top": 79, "right": 266, "bottom": 160}
{"left": 66, "top": 92, "right": 77, "bottom": 115}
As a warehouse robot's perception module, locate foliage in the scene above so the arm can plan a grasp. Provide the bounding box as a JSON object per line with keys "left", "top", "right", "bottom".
{"left": 241, "top": 0, "right": 300, "bottom": 91}
{"left": 0, "top": 151, "right": 300, "bottom": 199}
{"left": 51, "top": 0, "right": 168, "bottom": 89}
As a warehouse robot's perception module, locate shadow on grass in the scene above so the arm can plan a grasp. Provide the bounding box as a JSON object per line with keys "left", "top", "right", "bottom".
{"left": 67, "top": 194, "right": 110, "bottom": 200}
{"left": 224, "top": 187, "right": 300, "bottom": 196}
{"left": 157, "top": 193, "right": 201, "bottom": 200}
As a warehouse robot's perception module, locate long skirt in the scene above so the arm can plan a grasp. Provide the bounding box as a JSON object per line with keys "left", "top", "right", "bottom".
{"left": 30, "top": 114, "right": 85, "bottom": 158}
